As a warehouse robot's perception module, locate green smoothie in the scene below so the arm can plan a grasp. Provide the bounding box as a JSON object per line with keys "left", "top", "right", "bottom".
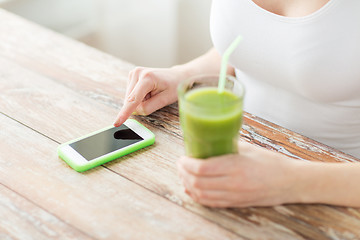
{"left": 179, "top": 87, "right": 243, "bottom": 159}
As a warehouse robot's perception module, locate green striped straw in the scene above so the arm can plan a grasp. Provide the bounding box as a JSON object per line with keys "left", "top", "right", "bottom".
{"left": 218, "top": 35, "right": 243, "bottom": 93}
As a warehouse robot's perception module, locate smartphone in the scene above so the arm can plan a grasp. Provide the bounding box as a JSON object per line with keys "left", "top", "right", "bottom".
{"left": 57, "top": 119, "right": 155, "bottom": 172}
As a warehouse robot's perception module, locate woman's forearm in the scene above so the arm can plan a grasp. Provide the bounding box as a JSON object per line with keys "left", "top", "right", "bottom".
{"left": 292, "top": 161, "right": 360, "bottom": 207}
{"left": 172, "top": 48, "right": 235, "bottom": 78}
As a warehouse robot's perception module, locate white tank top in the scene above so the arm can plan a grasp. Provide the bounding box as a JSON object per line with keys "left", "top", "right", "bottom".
{"left": 210, "top": 0, "right": 360, "bottom": 158}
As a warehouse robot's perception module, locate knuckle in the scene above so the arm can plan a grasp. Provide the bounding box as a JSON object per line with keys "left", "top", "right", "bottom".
{"left": 188, "top": 189, "right": 198, "bottom": 202}
{"left": 189, "top": 177, "right": 201, "bottom": 189}
{"left": 128, "top": 67, "right": 144, "bottom": 80}
{"left": 141, "top": 71, "right": 155, "bottom": 83}
{"left": 196, "top": 190, "right": 207, "bottom": 200}
{"left": 133, "top": 66, "right": 144, "bottom": 73}
{"left": 194, "top": 163, "right": 207, "bottom": 175}
{"left": 192, "top": 189, "right": 202, "bottom": 201}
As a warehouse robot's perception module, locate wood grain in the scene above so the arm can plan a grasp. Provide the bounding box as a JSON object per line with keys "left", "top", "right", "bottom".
{"left": 0, "top": 183, "right": 93, "bottom": 240}
{"left": 0, "top": 113, "right": 239, "bottom": 240}
{"left": 1, "top": 8, "right": 360, "bottom": 240}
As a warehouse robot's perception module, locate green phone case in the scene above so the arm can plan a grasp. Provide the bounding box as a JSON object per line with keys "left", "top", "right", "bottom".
{"left": 57, "top": 119, "right": 155, "bottom": 172}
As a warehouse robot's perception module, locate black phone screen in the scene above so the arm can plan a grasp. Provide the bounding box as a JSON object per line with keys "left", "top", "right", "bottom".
{"left": 70, "top": 125, "right": 143, "bottom": 161}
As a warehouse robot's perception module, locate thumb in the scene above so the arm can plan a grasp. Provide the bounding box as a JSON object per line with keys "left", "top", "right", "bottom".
{"left": 134, "top": 91, "right": 176, "bottom": 116}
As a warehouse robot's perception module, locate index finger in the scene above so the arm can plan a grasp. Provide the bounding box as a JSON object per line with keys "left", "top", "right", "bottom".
{"left": 114, "top": 77, "right": 155, "bottom": 127}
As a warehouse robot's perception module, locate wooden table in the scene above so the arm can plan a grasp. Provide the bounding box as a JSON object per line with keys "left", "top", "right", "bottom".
{"left": 1, "top": 9, "right": 360, "bottom": 240}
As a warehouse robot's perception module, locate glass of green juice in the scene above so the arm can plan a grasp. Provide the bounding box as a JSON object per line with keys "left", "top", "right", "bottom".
{"left": 178, "top": 75, "right": 245, "bottom": 159}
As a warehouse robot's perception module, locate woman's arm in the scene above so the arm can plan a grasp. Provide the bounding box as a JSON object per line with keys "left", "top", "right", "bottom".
{"left": 177, "top": 141, "right": 360, "bottom": 208}
{"left": 174, "top": 48, "right": 235, "bottom": 77}
{"left": 295, "top": 161, "right": 360, "bottom": 207}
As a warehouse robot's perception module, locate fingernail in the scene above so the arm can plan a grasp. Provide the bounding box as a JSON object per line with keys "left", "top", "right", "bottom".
{"left": 114, "top": 118, "right": 122, "bottom": 127}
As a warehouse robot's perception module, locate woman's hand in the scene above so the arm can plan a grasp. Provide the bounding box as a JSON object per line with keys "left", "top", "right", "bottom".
{"left": 114, "top": 48, "right": 232, "bottom": 127}
{"left": 177, "top": 141, "right": 300, "bottom": 208}
{"left": 114, "top": 66, "right": 189, "bottom": 127}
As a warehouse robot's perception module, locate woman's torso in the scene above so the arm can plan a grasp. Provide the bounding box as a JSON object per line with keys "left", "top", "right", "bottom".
{"left": 251, "top": 0, "right": 330, "bottom": 18}
{"left": 210, "top": 0, "right": 360, "bottom": 157}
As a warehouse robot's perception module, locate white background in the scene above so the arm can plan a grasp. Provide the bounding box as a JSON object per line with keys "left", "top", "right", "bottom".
{"left": 1, "top": 0, "right": 213, "bottom": 67}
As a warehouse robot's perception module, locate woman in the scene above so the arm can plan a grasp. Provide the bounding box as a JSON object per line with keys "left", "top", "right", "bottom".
{"left": 114, "top": 0, "right": 360, "bottom": 208}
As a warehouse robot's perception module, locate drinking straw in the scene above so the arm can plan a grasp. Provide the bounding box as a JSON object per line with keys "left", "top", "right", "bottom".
{"left": 218, "top": 35, "right": 243, "bottom": 93}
